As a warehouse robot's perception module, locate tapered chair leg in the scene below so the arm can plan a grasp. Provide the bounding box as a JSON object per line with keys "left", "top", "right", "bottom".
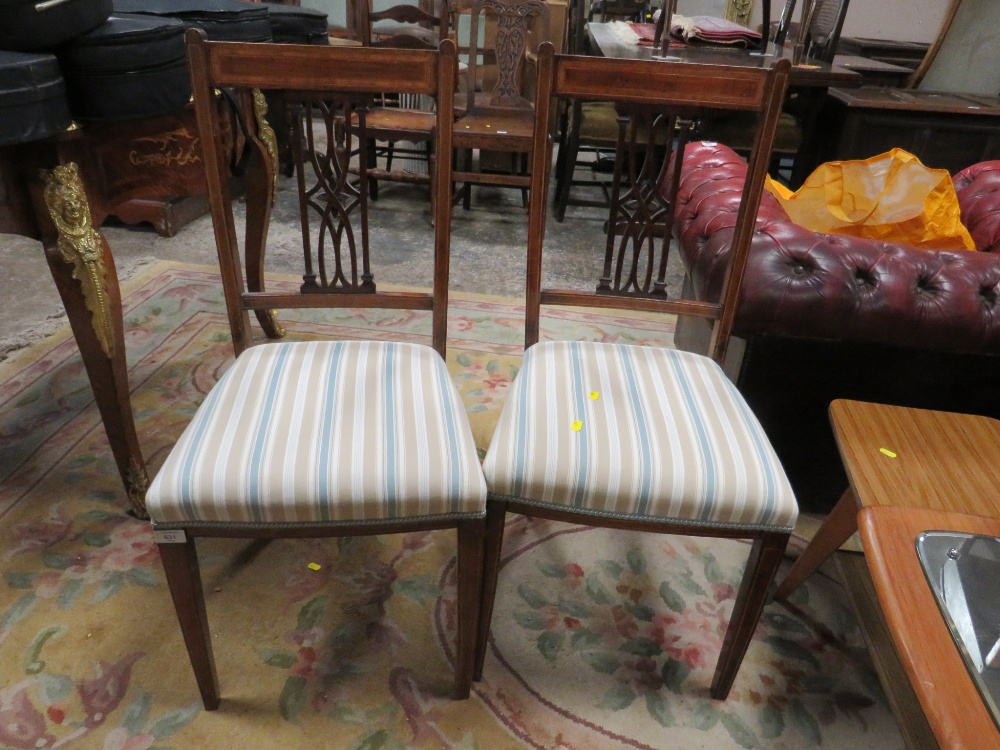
{"left": 473, "top": 501, "right": 508, "bottom": 681}
{"left": 709, "top": 532, "right": 789, "bottom": 700}
{"left": 158, "top": 537, "right": 220, "bottom": 710}
{"left": 454, "top": 518, "right": 487, "bottom": 698}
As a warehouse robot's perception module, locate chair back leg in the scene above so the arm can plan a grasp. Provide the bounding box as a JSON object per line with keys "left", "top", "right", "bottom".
{"left": 710, "top": 531, "right": 789, "bottom": 699}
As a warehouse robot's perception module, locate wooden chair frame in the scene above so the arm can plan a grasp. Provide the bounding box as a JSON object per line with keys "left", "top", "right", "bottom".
{"left": 475, "top": 47, "right": 792, "bottom": 700}
{"left": 355, "top": 0, "right": 452, "bottom": 199}
{"left": 164, "top": 33, "right": 479, "bottom": 709}
{"left": 451, "top": 0, "right": 551, "bottom": 208}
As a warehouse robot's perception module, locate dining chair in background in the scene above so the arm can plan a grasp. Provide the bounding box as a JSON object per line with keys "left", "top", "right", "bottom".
{"left": 355, "top": 0, "right": 453, "bottom": 200}
{"left": 147, "top": 31, "right": 487, "bottom": 709}
{"left": 451, "top": 0, "right": 550, "bottom": 209}
{"left": 475, "top": 46, "right": 796, "bottom": 700}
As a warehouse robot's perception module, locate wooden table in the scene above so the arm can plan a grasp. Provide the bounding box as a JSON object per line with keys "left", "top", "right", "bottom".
{"left": 832, "top": 54, "right": 913, "bottom": 88}
{"left": 777, "top": 400, "right": 1000, "bottom": 598}
{"left": 776, "top": 401, "right": 1000, "bottom": 748}
{"left": 585, "top": 22, "right": 860, "bottom": 184}
{"left": 0, "top": 97, "right": 274, "bottom": 518}
{"left": 586, "top": 22, "right": 861, "bottom": 88}
{"left": 860, "top": 506, "right": 1000, "bottom": 749}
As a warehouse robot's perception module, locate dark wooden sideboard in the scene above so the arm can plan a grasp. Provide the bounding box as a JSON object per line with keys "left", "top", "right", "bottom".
{"left": 813, "top": 87, "right": 1000, "bottom": 176}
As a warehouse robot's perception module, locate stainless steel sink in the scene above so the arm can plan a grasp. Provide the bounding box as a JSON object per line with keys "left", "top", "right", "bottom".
{"left": 917, "top": 531, "right": 1000, "bottom": 730}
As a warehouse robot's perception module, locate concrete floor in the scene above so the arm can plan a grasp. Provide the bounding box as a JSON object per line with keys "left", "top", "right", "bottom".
{"left": 0, "top": 168, "right": 684, "bottom": 357}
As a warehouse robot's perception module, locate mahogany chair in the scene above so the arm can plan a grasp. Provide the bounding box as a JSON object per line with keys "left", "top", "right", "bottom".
{"left": 475, "top": 47, "right": 796, "bottom": 700}
{"left": 148, "top": 31, "right": 487, "bottom": 709}
{"left": 451, "top": 0, "right": 550, "bottom": 209}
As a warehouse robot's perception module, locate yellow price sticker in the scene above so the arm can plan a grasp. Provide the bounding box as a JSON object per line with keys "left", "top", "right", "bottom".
{"left": 571, "top": 420, "right": 583, "bottom": 432}
{"left": 879, "top": 448, "right": 897, "bottom": 459}
{"left": 307, "top": 562, "right": 322, "bottom": 571}
{"left": 589, "top": 391, "right": 600, "bottom": 400}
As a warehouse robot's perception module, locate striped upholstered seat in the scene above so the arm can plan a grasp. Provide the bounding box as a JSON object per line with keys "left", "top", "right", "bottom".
{"left": 147, "top": 341, "right": 486, "bottom": 526}
{"left": 483, "top": 341, "right": 797, "bottom": 531}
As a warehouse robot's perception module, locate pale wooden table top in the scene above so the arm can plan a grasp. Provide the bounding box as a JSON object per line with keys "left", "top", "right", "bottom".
{"left": 860, "top": 506, "right": 1000, "bottom": 750}
{"left": 830, "top": 399, "right": 1000, "bottom": 517}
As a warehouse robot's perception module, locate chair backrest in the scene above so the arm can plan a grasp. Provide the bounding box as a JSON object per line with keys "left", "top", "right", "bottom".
{"left": 909, "top": 0, "right": 1000, "bottom": 95}
{"left": 465, "top": 0, "right": 550, "bottom": 112}
{"left": 773, "top": 0, "right": 849, "bottom": 63}
{"left": 185, "top": 29, "right": 457, "bottom": 355}
{"left": 524, "top": 46, "right": 790, "bottom": 364}
{"left": 356, "top": 0, "right": 449, "bottom": 48}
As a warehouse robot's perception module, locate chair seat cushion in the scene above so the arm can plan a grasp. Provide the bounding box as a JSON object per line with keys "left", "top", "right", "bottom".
{"left": 482, "top": 341, "right": 797, "bottom": 531}
{"left": 147, "top": 341, "right": 487, "bottom": 526}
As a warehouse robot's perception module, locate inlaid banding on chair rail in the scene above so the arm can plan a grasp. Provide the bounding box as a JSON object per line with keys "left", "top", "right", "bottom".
{"left": 554, "top": 57, "right": 769, "bottom": 110}
{"left": 201, "top": 41, "right": 441, "bottom": 95}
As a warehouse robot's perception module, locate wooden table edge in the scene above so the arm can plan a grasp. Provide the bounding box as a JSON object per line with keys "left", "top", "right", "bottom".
{"left": 858, "top": 505, "right": 1000, "bottom": 750}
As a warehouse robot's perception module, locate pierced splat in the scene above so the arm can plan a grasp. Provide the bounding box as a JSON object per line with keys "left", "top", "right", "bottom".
{"left": 599, "top": 110, "right": 696, "bottom": 299}
{"left": 469, "top": 0, "right": 549, "bottom": 112}
{"left": 292, "top": 98, "right": 377, "bottom": 295}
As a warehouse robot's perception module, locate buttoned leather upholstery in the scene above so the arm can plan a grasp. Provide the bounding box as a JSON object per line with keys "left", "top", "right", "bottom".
{"left": 672, "top": 143, "right": 1000, "bottom": 355}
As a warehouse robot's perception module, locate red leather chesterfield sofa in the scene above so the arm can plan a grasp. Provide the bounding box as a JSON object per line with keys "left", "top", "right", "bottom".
{"left": 672, "top": 143, "right": 1000, "bottom": 513}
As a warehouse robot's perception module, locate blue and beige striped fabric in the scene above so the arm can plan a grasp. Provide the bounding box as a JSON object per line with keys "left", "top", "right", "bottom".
{"left": 147, "top": 341, "right": 487, "bottom": 525}
{"left": 483, "top": 341, "right": 797, "bottom": 531}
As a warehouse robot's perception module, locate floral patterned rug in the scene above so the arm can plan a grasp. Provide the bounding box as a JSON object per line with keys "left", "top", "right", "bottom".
{"left": 0, "top": 261, "right": 903, "bottom": 750}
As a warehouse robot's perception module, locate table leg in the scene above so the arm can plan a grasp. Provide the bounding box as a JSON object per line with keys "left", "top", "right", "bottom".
{"left": 38, "top": 163, "right": 150, "bottom": 518}
{"left": 244, "top": 90, "right": 285, "bottom": 341}
{"left": 775, "top": 487, "right": 858, "bottom": 599}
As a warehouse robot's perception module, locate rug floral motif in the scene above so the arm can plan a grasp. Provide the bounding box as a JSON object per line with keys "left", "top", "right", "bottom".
{"left": 0, "top": 261, "right": 902, "bottom": 749}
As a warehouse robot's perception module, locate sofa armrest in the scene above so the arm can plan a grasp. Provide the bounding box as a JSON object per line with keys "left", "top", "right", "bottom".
{"left": 674, "top": 143, "right": 1000, "bottom": 354}
{"left": 955, "top": 161, "right": 1000, "bottom": 254}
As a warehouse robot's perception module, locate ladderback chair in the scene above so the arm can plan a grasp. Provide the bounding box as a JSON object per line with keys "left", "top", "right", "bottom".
{"left": 451, "top": 0, "right": 550, "bottom": 209}
{"left": 148, "top": 31, "right": 487, "bottom": 709}
{"left": 359, "top": 0, "right": 449, "bottom": 47}
{"left": 355, "top": 0, "right": 453, "bottom": 199}
{"left": 475, "top": 48, "right": 796, "bottom": 700}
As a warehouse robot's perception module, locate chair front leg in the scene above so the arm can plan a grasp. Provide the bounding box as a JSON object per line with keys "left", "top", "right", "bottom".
{"left": 473, "top": 500, "right": 508, "bottom": 681}
{"left": 454, "top": 517, "right": 486, "bottom": 698}
{"left": 158, "top": 535, "right": 220, "bottom": 710}
{"left": 710, "top": 531, "right": 788, "bottom": 700}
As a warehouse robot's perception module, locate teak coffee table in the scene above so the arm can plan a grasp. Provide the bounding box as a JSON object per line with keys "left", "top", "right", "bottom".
{"left": 777, "top": 399, "right": 1000, "bottom": 749}
{"left": 777, "top": 399, "right": 1000, "bottom": 598}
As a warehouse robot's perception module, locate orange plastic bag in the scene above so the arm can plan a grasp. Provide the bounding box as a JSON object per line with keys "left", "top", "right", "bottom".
{"left": 765, "top": 149, "right": 976, "bottom": 250}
